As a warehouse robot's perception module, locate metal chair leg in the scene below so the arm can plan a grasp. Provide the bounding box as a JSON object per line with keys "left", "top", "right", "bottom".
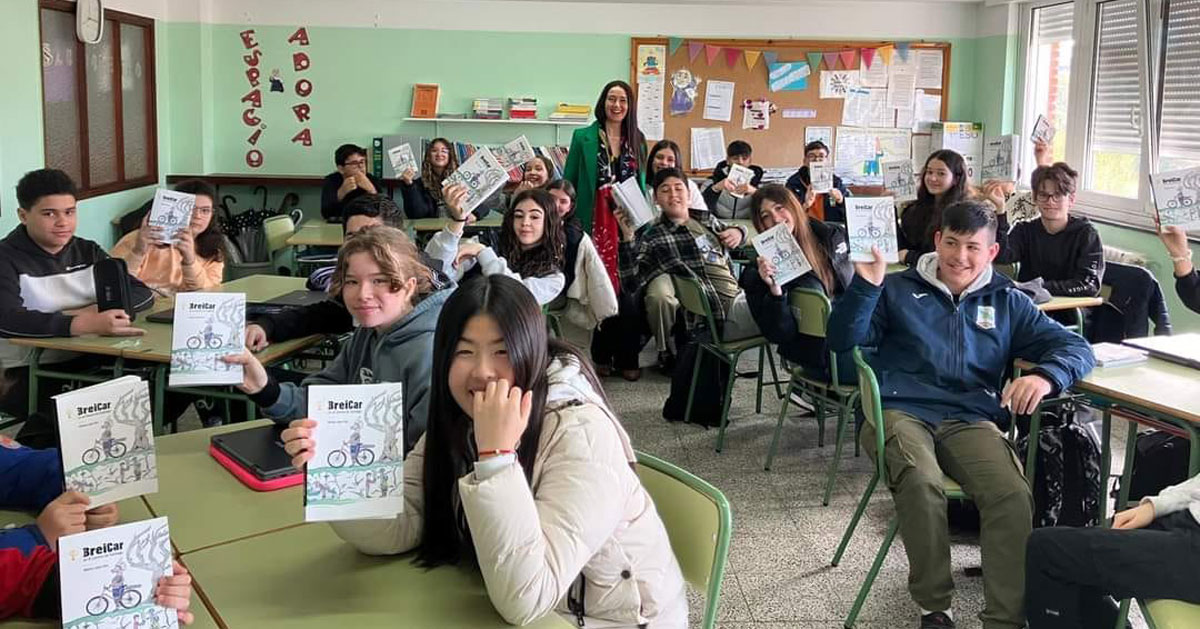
{"left": 823, "top": 404, "right": 851, "bottom": 506}
{"left": 765, "top": 378, "right": 795, "bottom": 471}
{"left": 754, "top": 348, "right": 765, "bottom": 414}
{"left": 714, "top": 354, "right": 738, "bottom": 453}
{"left": 833, "top": 472, "right": 879, "bottom": 566}
{"left": 844, "top": 517, "right": 899, "bottom": 629}
{"left": 684, "top": 345, "right": 704, "bottom": 425}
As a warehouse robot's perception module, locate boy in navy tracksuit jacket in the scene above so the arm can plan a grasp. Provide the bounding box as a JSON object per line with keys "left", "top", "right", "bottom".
{"left": 828, "top": 201, "right": 1094, "bottom": 629}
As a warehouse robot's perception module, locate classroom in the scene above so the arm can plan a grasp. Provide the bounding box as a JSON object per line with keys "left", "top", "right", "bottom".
{"left": 2, "top": 1, "right": 1200, "bottom": 628}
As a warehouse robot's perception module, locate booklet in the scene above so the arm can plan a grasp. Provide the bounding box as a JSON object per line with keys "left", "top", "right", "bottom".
{"left": 55, "top": 376, "right": 157, "bottom": 508}
{"left": 809, "top": 159, "right": 834, "bottom": 194}
{"left": 169, "top": 292, "right": 245, "bottom": 387}
{"left": 881, "top": 159, "right": 917, "bottom": 203}
{"left": 442, "top": 146, "right": 508, "bottom": 216}
{"left": 1031, "top": 114, "right": 1056, "bottom": 145}
{"left": 495, "top": 135, "right": 536, "bottom": 170}
{"left": 751, "top": 223, "right": 813, "bottom": 286}
{"left": 147, "top": 188, "right": 195, "bottom": 244}
{"left": 59, "top": 517, "right": 178, "bottom": 629}
{"left": 386, "top": 143, "right": 417, "bottom": 177}
{"left": 726, "top": 164, "right": 756, "bottom": 198}
{"left": 1091, "top": 342, "right": 1149, "bottom": 368}
{"left": 846, "top": 197, "right": 900, "bottom": 263}
{"left": 611, "top": 177, "right": 656, "bottom": 229}
{"left": 305, "top": 383, "right": 406, "bottom": 522}
{"left": 982, "top": 135, "right": 1021, "bottom": 182}
{"left": 1149, "top": 166, "right": 1200, "bottom": 230}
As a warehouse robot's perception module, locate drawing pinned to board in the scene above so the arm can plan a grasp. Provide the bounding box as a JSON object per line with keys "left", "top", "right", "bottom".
{"left": 820, "top": 70, "right": 859, "bottom": 99}
{"left": 805, "top": 126, "right": 834, "bottom": 152}
{"left": 835, "top": 127, "right": 912, "bottom": 186}
{"left": 637, "top": 44, "right": 665, "bottom": 83}
{"left": 742, "top": 99, "right": 776, "bottom": 130}
{"left": 669, "top": 68, "right": 701, "bottom": 116}
{"left": 767, "top": 61, "right": 811, "bottom": 92}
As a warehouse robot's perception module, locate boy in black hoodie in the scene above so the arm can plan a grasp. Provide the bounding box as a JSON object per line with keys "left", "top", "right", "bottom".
{"left": 996, "top": 162, "right": 1105, "bottom": 298}
{"left": 784, "top": 140, "right": 851, "bottom": 223}
{"left": 701, "top": 140, "right": 764, "bottom": 219}
{"left": 0, "top": 169, "right": 154, "bottom": 446}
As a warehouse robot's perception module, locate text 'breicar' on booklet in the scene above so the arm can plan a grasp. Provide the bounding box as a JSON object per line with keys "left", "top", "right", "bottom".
{"left": 147, "top": 188, "right": 195, "bottom": 244}
{"left": 1150, "top": 166, "right": 1200, "bottom": 230}
{"left": 305, "top": 383, "right": 406, "bottom": 522}
{"left": 169, "top": 292, "right": 245, "bottom": 387}
{"left": 55, "top": 376, "right": 157, "bottom": 508}
{"left": 846, "top": 197, "right": 900, "bottom": 263}
{"left": 751, "top": 223, "right": 813, "bottom": 286}
{"left": 59, "top": 517, "right": 178, "bottom": 629}
{"left": 809, "top": 159, "right": 834, "bottom": 194}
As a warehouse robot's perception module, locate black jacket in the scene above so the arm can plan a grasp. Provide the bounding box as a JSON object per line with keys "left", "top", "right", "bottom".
{"left": 784, "top": 167, "right": 850, "bottom": 223}
{"left": 739, "top": 219, "right": 853, "bottom": 378}
{"left": 320, "top": 172, "right": 385, "bottom": 222}
{"left": 398, "top": 179, "right": 497, "bottom": 221}
{"left": 702, "top": 160, "right": 764, "bottom": 220}
{"left": 1088, "top": 261, "right": 1171, "bottom": 343}
{"left": 996, "top": 215, "right": 1105, "bottom": 297}
{"left": 1178, "top": 269, "right": 1200, "bottom": 314}
{"left": 896, "top": 199, "right": 937, "bottom": 267}
{"left": 0, "top": 225, "right": 154, "bottom": 340}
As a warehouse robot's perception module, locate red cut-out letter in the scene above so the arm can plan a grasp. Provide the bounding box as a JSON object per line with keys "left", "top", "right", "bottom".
{"left": 291, "top": 128, "right": 312, "bottom": 146}
{"left": 247, "top": 127, "right": 263, "bottom": 146}
{"left": 291, "top": 103, "right": 311, "bottom": 122}
{"left": 245, "top": 67, "right": 260, "bottom": 87}
{"left": 246, "top": 149, "right": 263, "bottom": 168}
{"left": 242, "top": 49, "right": 261, "bottom": 66}
{"left": 239, "top": 30, "right": 258, "bottom": 49}
{"left": 240, "top": 89, "right": 262, "bottom": 108}
{"left": 242, "top": 109, "right": 261, "bottom": 126}
{"left": 295, "top": 79, "right": 312, "bottom": 97}
{"left": 292, "top": 52, "right": 310, "bottom": 72}
{"left": 287, "top": 27, "right": 309, "bottom": 46}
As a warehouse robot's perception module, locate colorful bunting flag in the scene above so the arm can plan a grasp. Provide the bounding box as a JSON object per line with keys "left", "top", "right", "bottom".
{"left": 895, "top": 42, "right": 911, "bottom": 62}
{"left": 724, "top": 47, "right": 741, "bottom": 68}
{"left": 861, "top": 47, "right": 877, "bottom": 70}
{"left": 763, "top": 51, "right": 779, "bottom": 66}
{"left": 745, "top": 50, "right": 762, "bottom": 71}
{"left": 688, "top": 42, "right": 704, "bottom": 62}
{"left": 668, "top": 37, "right": 684, "bottom": 56}
{"left": 839, "top": 49, "right": 857, "bottom": 70}
{"left": 823, "top": 51, "right": 840, "bottom": 70}
{"left": 807, "top": 52, "right": 823, "bottom": 72}
{"left": 878, "top": 45, "right": 895, "bottom": 65}
{"left": 705, "top": 44, "right": 721, "bottom": 65}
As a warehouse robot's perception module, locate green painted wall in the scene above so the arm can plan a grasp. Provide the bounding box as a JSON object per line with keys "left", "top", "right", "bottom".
{"left": 973, "top": 33, "right": 1018, "bottom": 135}
{"left": 1094, "top": 223, "right": 1200, "bottom": 333}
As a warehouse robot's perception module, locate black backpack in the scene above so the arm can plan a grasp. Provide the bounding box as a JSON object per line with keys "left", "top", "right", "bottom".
{"left": 1017, "top": 402, "right": 1103, "bottom": 528}
{"left": 662, "top": 333, "right": 731, "bottom": 428}
{"left": 1113, "top": 430, "right": 1190, "bottom": 503}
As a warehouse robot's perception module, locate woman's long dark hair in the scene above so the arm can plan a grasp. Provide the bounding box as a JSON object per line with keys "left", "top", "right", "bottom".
{"left": 594, "top": 80, "right": 645, "bottom": 172}
{"left": 647, "top": 139, "right": 683, "bottom": 180}
{"left": 498, "top": 188, "right": 565, "bottom": 278}
{"left": 417, "top": 274, "right": 604, "bottom": 567}
{"left": 908, "top": 149, "right": 971, "bottom": 243}
{"left": 174, "top": 180, "right": 224, "bottom": 262}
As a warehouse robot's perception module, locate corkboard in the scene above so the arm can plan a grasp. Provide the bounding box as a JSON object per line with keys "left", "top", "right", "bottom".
{"left": 630, "top": 37, "right": 951, "bottom": 175}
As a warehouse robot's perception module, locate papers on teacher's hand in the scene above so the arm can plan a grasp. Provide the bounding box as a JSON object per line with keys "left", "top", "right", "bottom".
{"left": 612, "top": 177, "right": 655, "bottom": 228}
{"left": 305, "top": 383, "right": 406, "bottom": 522}
{"left": 752, "top": 223, "right": 813, "bottom": 286}
{"left": 147, "top": 189, "right": 195, "bottom": 244}
{"left": 55, "top": 376, "right": 157, "bottom": 508}
{"left": 169, "top": 292, "right": 245, "bottom": 387}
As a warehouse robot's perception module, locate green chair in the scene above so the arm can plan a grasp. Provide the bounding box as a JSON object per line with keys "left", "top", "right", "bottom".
{"left": 636, "top": 451, "right": 733, "bottom": 629}
{"left": 831, "top": 348, "right": 1043, "bottom": 628}
{"left": 1144, "top": 599, "right": 1200, "bottom": 629}
{"left": 764, "top": 287, "right": 860, "bottom": 506}
{"left": 671, "top": 273, "right": 782, "bottom": 452}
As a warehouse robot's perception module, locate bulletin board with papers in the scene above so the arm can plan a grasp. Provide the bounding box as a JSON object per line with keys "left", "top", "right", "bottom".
{"left": 629, "top": 37, "right": 951, "bottom": 179}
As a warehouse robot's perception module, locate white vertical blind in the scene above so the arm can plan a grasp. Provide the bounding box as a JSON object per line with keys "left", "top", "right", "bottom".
{"left": 1090, "top": 0, "right": 1142, "bottom": 154}
{"left": 1160, "top": 0, "right": 1200, "bottom": 164}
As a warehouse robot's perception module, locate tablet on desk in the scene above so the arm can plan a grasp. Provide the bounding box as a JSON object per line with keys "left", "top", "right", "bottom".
{"left": 209, "top": 424, "right": 303, "bottom": 491}
{"left": 148, "top": 290, "right": 331, "bottom": 324}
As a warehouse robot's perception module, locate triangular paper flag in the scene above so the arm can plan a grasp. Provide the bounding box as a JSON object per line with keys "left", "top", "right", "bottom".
{"left": 839, "top": 49, "right": 857, "bottom": 70}
{"left": 705, "top": 44, "right": 721, "bottom": 65}
{"left": 725, "top": 47, "right": 741, "bottom": 68}
{"left": 669, "top": 37, "right": 684, "bottom": 56}
{"left": 895, "top": 42, "right": 911, "bottom": 62}
{"left": 878, "top": 45, "right": 895, "bottom": 65}
{"left": 861, "top": 47, "right": 877, "bottom": 70}
{"left": 763, "top": 51, "right": 779, "bottom": 66}
{"left": 745, "top": 50, "right": 762, "bottom": 71}
{"left": 823, "top": 51, "right": 840, "bottom": 70}
{"left": 688, "top": 42, "right": 704, "bottom": 62}
{"left": 807, "top": 52, "right": 823, "bottom": 71}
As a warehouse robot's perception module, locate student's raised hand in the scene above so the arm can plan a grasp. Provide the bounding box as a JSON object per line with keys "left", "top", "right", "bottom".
{"left": 803, "top": 188, "right": 817, "bottom": 210}
{"left": 443, "top": 184, "right": 470, "bottom": 221}
{"left": 221, "top": 351, "right": 269, "bottom": 395}
{"left": 1112, "top": 502, "right": 1156, "bottom": 530}
{"left": 280, "top": 419, "right": 318, "bottom": 469}
{"left": 854, "top": 246, "right": 889, "bottom": 286}
{"left": 173, "top": 227, "right": 197, "bottom": 265}
{"left": 400, "top": 168, "right": 416, "bottom": 185}
{"left": 612, "top": 205, "right": 637, "bottom": 242}
{"left": 1000, "top": 374, "right": 1053, "bottom": 416}
{"left": 718, "top": 228, "right": 742, "bottom": 249}
{"left": 244, "top": 323, "right": 270, "bottom": 352}
{"left": 133, "top": 214, "right": 157, "bottom": 255}
{"left": 156, "top": 560, "right": 195, "bottom": 625}
{"left": 982, "top": 181, "right": 1008, "bottom": 214}
{"left": 85, "top": 502, "right": 119, "bottom": 530}
{"left": 453, "top": 241, "right": 486, "bottom": 268}
{"left": 829, "top": 188, "right": 845, "bottom": 204}
{"left": 1157, "top": 223, "right": 1192, "bottom": 260}
{"left": 71, "top": 309, "right": 145, "bottom": 337}
{"left": 721, "top": 178, "right": 737, "bottom": 193}
{"left": 472, "top": 379, "right": 532, "bottom": 455}
{"left": 757, "top": 256, "right": 782, "bottom": 297}
{"left": 1033, "top": 139, "right": 1053, "bottom": 168}
{"left": 37, "top": 491, "right": 90, "bottom": 548}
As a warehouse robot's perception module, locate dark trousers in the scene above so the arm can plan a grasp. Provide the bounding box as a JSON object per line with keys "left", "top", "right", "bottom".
{"left": 590, "top": 290, "right": 647, "bottom": 370}
{"left": 1025, "top": 510, "right": 1200, "bottom": 629}
{"left": 4, "top": 356, "right": 112, "bottom": 449}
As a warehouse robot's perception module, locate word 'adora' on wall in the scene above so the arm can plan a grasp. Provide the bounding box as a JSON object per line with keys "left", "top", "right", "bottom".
{"left": 238, "top": 26, "right": 316, "bottom": 169}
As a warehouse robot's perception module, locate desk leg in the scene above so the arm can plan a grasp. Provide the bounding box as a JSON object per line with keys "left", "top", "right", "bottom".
{"left": 153, "top": 364, "right": 167, "bottom": 436}
{"left": 1074, "top": 307, "right": 1084, "bottom": 336}
{"left": 1115, "top": 419, "right": 1138, "bottom": 515}
{"left": 1186, "top": 423, "right": 1200, "bottom": 477}
{"left": 26, "top": 348, "right": 43, "bottom": 417}
{"left": 1100, "top": 406, "right": 1112, "bottom": 526}
{"left": 246, "top": 397, "right": 256, "bottom": 422}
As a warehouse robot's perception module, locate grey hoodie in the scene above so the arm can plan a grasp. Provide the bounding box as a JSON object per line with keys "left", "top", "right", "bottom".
{"left": 260, "top": 286, "right": 453, "bottom": 452}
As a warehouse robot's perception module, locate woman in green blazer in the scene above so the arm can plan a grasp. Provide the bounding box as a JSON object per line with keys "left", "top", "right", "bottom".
{"left": 563, "top": 80, "right": 648, "bottom": 380}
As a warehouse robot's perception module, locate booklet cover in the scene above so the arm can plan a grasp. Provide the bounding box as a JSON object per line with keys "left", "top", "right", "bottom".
{"left": 846, "top": 197, "right": 900, "bottom": 263}
{"left": 1031, "top": 114, "right": 1056, "bottom": 145}
{"left": 726, "top": 164, "right": 755, "bottom": 199}
{"left": 59, "top": 517, "right": 178, "bottom": 629}
{"left": 442, "top": 146, "right": 508, "bottom": 216}
{"left": 751, "top": 223, "right": 813, "bottom": 286}
{"left": 386, "top": 143, "right": 417, "bottom": 177}
{"left": 612, "top": 177, "right": 656, "bottom": 228}
{"left": 495, "top": 135, "right": 536, "bottom": 170}
{"left": 982, "top": 135, "right": 1021, "bottom": 182}
{"left": 169, "top": 292, "right": 245, "bottom": 387}
{"left": 1149, "top": 166, "right": 1200, "bottom": 230}
{"left": 55, "top": 376, "right": 157, "bottom": 508}
{"left": 881, "top": 159, "right": 917, "bottom": 203}
{"left": 305, "top": 383, "right": 406, "bottom": 522}
{"left": 809, "top": 159, "right": 834, "bottom": 194}
{"left": 147, "top": 189, "right": 196, "bottom": 244}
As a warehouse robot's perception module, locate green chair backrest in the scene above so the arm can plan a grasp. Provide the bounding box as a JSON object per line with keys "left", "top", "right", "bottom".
{"left": 852, "top": 348, "right": 887, "bottom": 479}
{"left": 787, "top": 287, "right": 832, "bottom": 338}
{"left": 263, "top": 214, "right": 296, "bottom": 255}
{"left": 993, "top": 262, "right": 1019, "bottom": 279}
{"left": 671, "top": 272, "right": 722, "bottom": 343}
{"left": 1146, "top": 599, "right": 1200, "bottom": 629}
{"left": 636, "top": 451, "right": 732, "bottom": 629}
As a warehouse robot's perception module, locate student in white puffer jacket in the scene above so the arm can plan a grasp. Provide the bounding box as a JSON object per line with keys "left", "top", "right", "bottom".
{"left": 281, "top": 274, "right": 688, "bottom": 628}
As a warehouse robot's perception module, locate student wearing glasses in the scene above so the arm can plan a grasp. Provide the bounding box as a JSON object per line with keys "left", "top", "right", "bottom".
{"left": 321, "top": 143, "right": 383, "bottom": 222}
{"left": 785, "top": 140, "right": 850, "bottom": 223}
{"left": 111, "top": 180, "right": 225, "bottom": 295}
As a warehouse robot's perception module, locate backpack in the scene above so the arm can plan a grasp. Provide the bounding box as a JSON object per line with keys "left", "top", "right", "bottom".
{"left": 1017, "top": 402, "right": 1103, "bottom": 528}
{"left": 662, "top": 333, "right": 731, "bottom": 428}
{"left": 1112, "top": 430, "right": 1190, "bottom": 502}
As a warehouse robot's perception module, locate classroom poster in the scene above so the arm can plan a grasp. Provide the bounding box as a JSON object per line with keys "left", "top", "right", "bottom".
{"left": 670, "top": 68, "right": 701, "bottom": 116}
{"left": 841, "top": 87, "right": 872, "bottom": 127}
{"left": 887, "top": 71, "right": 917, "bottom": 111}
{"left": 868, "top": 89, "right": 892, "bottom": 128}
{"left": 305, "top": 383, "right": 405, "bottom": 522}
{"left": 637, "top": 44, "right": 666, "bottom": 83}
{"left": 637, "top": 81, "right": 665, "bottom": 141}
{"left": 147, "top": 189, "right": 195, "bottom": 244}
{"left": 805, "top": 126, "right": 834, "bottom": 152}
{"left": 703, "top": 80, "right": 735, "bottom": 122}
{"left": 858, "top": 55, "right": 888, "bottom": 88}
{"left": 752, "top": 223, "right": 813, "bottom": 286}
{"left": 169, "top": 292, "right": 245, "bottom": 387}
{"left": 1150, "top": 166, "right": 1200, "bottom": 229}
{"left": 915, "top": 91, "right": 942, "bottom": 131}
{"left": 820, "top": 71, "right": 859, "bottom": 99}
{"left": 767, "top": 61, "right": 811, "bottom": 92}
{"left": 834, "top": 127, "right": 912, "bottom": 185}
{"left": 691, "top": 127, "right": 726, "bottom": 170}
{"left": 846, "top": 197, "right": 900, "bottom": 263}
{"left": 55, "top": 376, "right": 157, "bottom": 508}
{"left": 915, "top": 50, "right": 944, "bottom": 89}
{"left": 742, "top": 99, "right": 775, "bottom": 130}
{"left": 59, "top": 518, "right": 178, "bottom": 629}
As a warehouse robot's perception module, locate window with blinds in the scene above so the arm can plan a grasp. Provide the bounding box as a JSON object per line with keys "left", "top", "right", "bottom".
{"left": 1159, "top": 0, "right": 1200, "bottom": 170}
{"left": 1028, "top": 3, "right": 1076, "bottom": 165}
{"left": 1086, "top": 0, "right": 1142, "bottom": 199}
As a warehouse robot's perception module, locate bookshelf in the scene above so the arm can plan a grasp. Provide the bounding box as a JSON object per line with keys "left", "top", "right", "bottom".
{"left": 401, "top": 117, "right": 589, "bottom": 144}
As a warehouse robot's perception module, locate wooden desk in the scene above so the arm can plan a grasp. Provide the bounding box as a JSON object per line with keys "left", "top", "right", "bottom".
{"left": 408, "top": 215, "right": 503, "bottom": 232}
{"left": 1037, "top": 296, "right": 1103, "bottom": 313}
{"left": 287, "top": 222, "right": 344, "bottom": 247}
{"left": 181, "top": 523, "right": 572, "bottom": 628}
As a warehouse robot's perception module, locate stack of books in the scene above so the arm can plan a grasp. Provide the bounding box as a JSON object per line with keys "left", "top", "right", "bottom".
{"left": 472, "top": 97, "right": 504, "bottom": 120}
{"left": 549, "top": 102, "right": 590, "bottom": 122}
{"left": 508, "top": 97, "right": 538, "bottom": 120}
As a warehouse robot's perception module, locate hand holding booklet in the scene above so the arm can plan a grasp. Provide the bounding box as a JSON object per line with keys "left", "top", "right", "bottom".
{"left": 55, "top": 376, "right": 157, "bottom": 508}
{"left": 443, "top": 146, "right": 508, "bottom": 216}
{"left": 611, "top": 177, "right": 656, "bottom": 229}
{"left": 726, "top": 164, "right": 755, "bottom": 198}
{"left": 169, "top": 292, "right": 245, "bottom": 387}
{"left": 846, "top": 197, "right": 900, "bottom": 263}
{"left": 147, "top": 188, "right": 195, "bottom": 244}
{"left": 305, "top": 383, "right": 406, "bottom": 522}
{"left": 751, "top": 223, "right": 813, "bottom": 286}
